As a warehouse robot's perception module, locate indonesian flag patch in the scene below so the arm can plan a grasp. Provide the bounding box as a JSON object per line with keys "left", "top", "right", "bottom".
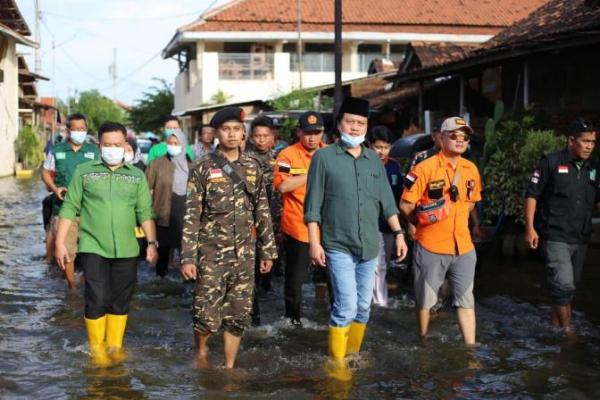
{"left": 404, "top": 172, "right": 417, "bottom": 189}
{"left": 531, "top": 169, "right": 541, "bottom": 184}
{"left": 558, "top": 165, "right": 569, "bottom": 174}
{"left": 277, "top": 161, "right": 291, "bottom": 174}
{"left": 209, "top": 168, "right": 223, "bottom": 179}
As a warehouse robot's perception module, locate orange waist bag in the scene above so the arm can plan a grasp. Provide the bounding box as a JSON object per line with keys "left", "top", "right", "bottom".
{"left": 416, "top": 196, "right": 449, "bottom": 226}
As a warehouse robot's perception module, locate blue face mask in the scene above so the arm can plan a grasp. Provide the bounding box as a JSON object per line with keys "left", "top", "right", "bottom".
{"left": 70, "top": 131, "right": 87, "bottom": 145}
{"left": 101, "top": 147, "right": 125, "bottom": 166}
{"left": 167, "top": 144, "right": 182, "bottom": 157}
{"left": 340, "top": 132, "right": 366, "bottom": 148}
{"left": 163, "top": 128, "right": 178, "bottom": 140}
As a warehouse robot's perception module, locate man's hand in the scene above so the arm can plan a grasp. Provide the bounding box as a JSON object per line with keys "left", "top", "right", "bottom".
{"left": 407, "top": 223, "right": 417, "bottom": 240}
{"left": 55, "top": 187, "right": 67, "bottom": 201}
{"left": 471, "top": 225, "right": 483, "bottom": 243}
{"left": 55, "top": 242, "right": 70, "bottom": 271}
{"left": 310, "top": 242, "right": 326, "bottom": 267}
{"left": 260, "top": 259, "right": 273, "bottom": 273}
{"left": 181, "top": 263, "right": 197, "bottom": 281}
{"left": 146, "top": 244, "right": 158, "bottom": 265}
{"left": 394, "top": 234, "right": 409, "bottom": 262}
{"left": 525, "top": 227, "right": 539, "bottom": 249}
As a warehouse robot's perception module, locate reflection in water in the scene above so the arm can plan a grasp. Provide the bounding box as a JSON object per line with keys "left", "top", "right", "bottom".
{"left": 1, "top": 175, "right": 600, "bottom": 398}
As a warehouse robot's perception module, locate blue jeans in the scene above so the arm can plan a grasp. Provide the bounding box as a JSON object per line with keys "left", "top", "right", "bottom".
{"left": 325, "top": 249, "right": 377, "bottom": 327}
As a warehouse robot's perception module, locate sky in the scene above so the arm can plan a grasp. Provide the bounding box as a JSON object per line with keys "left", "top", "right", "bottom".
{"left": 17, "top": 0, "right": 231, "bottom": 105}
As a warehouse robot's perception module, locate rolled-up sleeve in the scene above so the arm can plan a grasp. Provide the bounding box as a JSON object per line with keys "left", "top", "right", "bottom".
{"left": 304, "top": 150, "right": 325, "bottom": 224}
{"left": 379, "top": 162, "right": 399, "bottom": 220}
{"left": 58, "top": 166, "right": 83, "bottom": 220}
{"left": 135, "top": 175, "right": 154, "bottom": 224}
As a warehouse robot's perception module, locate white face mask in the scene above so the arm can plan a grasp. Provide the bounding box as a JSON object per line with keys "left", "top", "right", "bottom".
{"left": 70, "top": 131, "right": 87, "bottom": 145}
{"left": 124, "top": 152, "right": 135, "bottom": 163}
{"left": 340, "top": 132, "right": 366, "bottom": 148}
{"left": 101, "top": 147, "right": 125, "bottom": 166}
{"left": 167, "top": 144, "right": 182, "bottom": 157}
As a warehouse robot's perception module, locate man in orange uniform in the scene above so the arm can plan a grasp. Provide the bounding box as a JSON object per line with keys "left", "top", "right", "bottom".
{"left": 400, "top": 117, "right": 482, "bottom": 345}
{"left": 274, "top": 111, "right": 325, "bottom": 326}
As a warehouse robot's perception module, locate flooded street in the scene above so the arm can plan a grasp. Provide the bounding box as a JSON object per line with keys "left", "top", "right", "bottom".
{"left": 1, "top": 175, "right": 600, "bottom": 399}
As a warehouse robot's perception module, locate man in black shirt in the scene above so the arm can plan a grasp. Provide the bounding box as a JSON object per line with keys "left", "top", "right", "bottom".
{"left": 524, "top": 118, "right": 599, "bottom": 334}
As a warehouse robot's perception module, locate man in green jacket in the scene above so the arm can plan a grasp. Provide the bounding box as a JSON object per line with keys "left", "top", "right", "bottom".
{"left": 55, "top": 122, "right": 158, "bottom": 367}
{"left": 41, "top": 112, "right": 99, "bottom": 288}
{"left": 146, "top": 116, "right": 195, "bottom": 164}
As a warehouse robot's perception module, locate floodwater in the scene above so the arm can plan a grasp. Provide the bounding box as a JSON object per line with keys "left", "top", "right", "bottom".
{"left": 1, "top": 175, "right": 600, "bottom": 399}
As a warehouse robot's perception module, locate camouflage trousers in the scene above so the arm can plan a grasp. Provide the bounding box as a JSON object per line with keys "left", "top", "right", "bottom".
{"left": 192, "top": 258, "right": 254, "bottom": 337}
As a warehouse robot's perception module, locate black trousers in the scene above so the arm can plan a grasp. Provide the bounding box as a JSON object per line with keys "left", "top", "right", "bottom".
{"left": 80, "top": 253, "right": 137, "bottom": 319}
{"left": 156, "top": 194, "right": 186, "bottom": 277}
{"left": 284, "top": 234, "right": 311, "bottom": 320}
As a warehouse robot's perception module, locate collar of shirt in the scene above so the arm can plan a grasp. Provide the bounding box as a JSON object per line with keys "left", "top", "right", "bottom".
{"left": 436, "top": 151, "right": 468, "bottom": 171}
{"left": 334, "top": 142, "right": 372, "bottom": 159}
{"left": 296, "top": 141, "right": 324, "bottom": 158}
{"left": 91, "top": 159, "right": 133, "bottom": 171}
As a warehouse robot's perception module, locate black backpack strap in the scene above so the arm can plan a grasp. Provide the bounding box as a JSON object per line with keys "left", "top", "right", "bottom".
{"left": 209, "top": 152, "right": 252, "bottom": 198}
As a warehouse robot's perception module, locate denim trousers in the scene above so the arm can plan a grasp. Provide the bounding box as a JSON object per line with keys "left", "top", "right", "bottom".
{"left": 325, "top": 249, "right": 377, "bottom": 327}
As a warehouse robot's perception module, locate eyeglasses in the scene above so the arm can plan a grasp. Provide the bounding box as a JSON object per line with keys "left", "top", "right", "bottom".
{"left": 445, "top": 132, "right": 471, "bottom": 142}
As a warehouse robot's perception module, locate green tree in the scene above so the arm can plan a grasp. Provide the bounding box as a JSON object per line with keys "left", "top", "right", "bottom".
{"left": 68, "top": 90, "right": 127, "bottom": 133}
{"left": 129, "top": 79, "right": 174, "bottom": 133}
{"left": 15, "top": 125, "right": 44, "bottom": 169}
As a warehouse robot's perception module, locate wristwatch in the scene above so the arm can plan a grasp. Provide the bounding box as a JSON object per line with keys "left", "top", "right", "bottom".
{"left": 148, "top": 240, "right": 159, "bottom": 248}
{"left": 392, "top": 229, "right": 405, "bottom": 236}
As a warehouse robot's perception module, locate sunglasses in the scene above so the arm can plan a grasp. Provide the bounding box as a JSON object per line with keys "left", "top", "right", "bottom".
{"left": 445, "top": 132, "right": 471, "bottom": 142}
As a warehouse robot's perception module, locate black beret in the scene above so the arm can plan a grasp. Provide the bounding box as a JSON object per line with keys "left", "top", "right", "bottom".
{"left": 339, "top": 97, "right": 369, "bottom": 118}
{"left": 210, "top": 107, "right": 245, "bottom": 128}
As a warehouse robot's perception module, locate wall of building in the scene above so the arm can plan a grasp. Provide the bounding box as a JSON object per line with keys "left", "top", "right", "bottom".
{"left": 0, "top": 36, "right": 18, "bottom": 177}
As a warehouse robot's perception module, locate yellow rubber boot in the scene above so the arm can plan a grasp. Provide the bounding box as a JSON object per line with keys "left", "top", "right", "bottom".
{"left": 327, "top": 326, "right": 352, "bottom": 381}
{"left": 84, "top": 316, "right": 111, "bottom": 367}
{"left": 346, "top": 322, "right": 367, "bottom": 355}
{"left": 106, "top": 314, "right": 128, "bottom": 363}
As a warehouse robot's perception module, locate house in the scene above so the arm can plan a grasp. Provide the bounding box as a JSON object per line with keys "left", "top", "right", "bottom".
{"left": 18, "top": 55, "right": 55, "bottom": 141}
{"left": 0, "top": 0, "right": 39, "bottom": 176}
{"left": 162, "top": 0, "right": 548, "bottom": 130}
{"left": 386, "top": 0, "right": 600, "bottom": 133}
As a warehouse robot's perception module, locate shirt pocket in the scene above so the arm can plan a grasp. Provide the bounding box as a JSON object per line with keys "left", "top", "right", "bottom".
{"left": 205, "top": 183, "right": 232, "bottom": 214}
{"left": 366, "top": 171, "right": 383, "bottom": 198}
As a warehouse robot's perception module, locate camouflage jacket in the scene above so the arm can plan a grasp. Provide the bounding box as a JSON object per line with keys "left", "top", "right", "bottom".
{"left": 245, "top": 148, "right": 282, "bottom": 234}
{"left": 180, "top": 150, "right": 278, "bottom": 265}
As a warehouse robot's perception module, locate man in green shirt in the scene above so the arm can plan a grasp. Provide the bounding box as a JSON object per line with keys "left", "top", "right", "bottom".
{"left": 41, "top": 113, "right": 99, "bottom": 288}
{"left": 304, "top": 97, "right": 408, "bottom": 381}
{"left": 146, "top": 116, "right": 195, "bottom": 164}
{"left": 55, "top": 122, "right": 158, "bottom": 367}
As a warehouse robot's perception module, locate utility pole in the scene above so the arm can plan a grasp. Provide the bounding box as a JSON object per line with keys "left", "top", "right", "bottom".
{"left": 34, "top": 0, "right": 41, "bottom": 73}
{"left": 296, "top": 0, "right": 303, "bottom": 89}
{"left": 108, "top": 48, "right": 117, "bottom": 101}
{"left": 334, "top": 0, "right": 343, "bottom": 116}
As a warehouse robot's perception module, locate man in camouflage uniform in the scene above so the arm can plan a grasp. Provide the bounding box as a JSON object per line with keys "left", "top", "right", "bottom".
{"left": 180, "top": 107, "right": 277, "bottom": 369}
{"left": 245, "top": 115, "right": 282, "bottom": 325}
{"left": 409, "top": 128, "right": 441, "bottom": 170}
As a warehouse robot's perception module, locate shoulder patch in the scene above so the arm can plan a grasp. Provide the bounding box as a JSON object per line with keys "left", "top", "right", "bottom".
{"left": 404, "top": 171, "right": 417, "bottom": 190}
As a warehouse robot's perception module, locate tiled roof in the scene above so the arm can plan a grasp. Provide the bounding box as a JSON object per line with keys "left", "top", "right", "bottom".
{"left": 181, "top": 0, "right": 549, "bottom": 33}
{"left": 409, "top": 42, "right": 477, "bottom": 69}
{"left": 0, "top": 0, "right": 31, "bottom": 36}
{"left": 482, "top": 0, "right": 600, "bottom": 50}
{"left": 391, "top": 0, "right": 600, "bottom": 85}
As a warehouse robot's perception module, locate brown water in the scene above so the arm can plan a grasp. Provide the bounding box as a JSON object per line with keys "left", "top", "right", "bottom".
{"left": 1, "top": 176, "right": 600, "bottom": 399}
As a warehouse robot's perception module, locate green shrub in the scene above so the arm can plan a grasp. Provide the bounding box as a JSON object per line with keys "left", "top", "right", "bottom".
{"left": 482, "top": 114, "right": 564, "bottom": 225}
{"left": 15, "top": 125, "right": 44, "bottom": 169}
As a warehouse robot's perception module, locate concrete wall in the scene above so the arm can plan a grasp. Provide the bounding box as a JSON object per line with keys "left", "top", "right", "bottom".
{"left": 0, "top": 36, "right": 18, "bottom": 177}
{"left": 172, "top": 50, "right": 368, "bottom": 113}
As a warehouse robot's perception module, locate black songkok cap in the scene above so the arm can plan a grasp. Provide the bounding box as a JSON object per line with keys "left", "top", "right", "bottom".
{"left": 339, "top": 97, "right": 370, "bottom": 118}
